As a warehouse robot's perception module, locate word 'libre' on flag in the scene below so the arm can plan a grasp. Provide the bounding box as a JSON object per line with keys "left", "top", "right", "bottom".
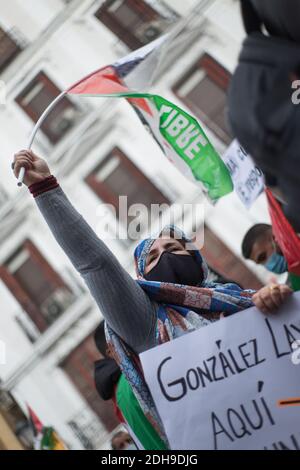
{"left": 67, "top": 37, "right": 233, "bottom": 202}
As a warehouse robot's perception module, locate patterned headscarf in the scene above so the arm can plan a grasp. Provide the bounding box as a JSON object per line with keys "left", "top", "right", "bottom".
{"left": 105, "top": 226, "right": 255, "bottom": 445}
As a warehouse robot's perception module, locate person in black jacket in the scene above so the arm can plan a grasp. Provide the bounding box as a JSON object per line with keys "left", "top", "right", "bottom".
{"left": 229, "top": 1, "right": 300, "bottom": 231}
{"left": 241, "top": 0, "right": 300, "bottom": 42}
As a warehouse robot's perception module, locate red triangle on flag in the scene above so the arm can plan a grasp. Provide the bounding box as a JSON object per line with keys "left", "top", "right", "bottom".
{"left": 128, "top": 97, "right": 153, "bottom": 116}
{"left": 27, "top": 404, "right": 43, "bottom": 436}
{"left": 67, "top": 66, "right": 130, "bottom": 95}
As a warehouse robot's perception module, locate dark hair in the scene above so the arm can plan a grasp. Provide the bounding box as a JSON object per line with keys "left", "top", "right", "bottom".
{"left": 158, "top": 227, "right": 187, "bottom": 251}
{"left": 242, "top": 223, "right": 272, "bottom": 259}
{"left": 94, "top": 321, "right": 107, "bottom": 357}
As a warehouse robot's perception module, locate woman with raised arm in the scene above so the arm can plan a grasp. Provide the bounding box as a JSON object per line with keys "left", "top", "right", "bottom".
{"left": 13, "top": 150, "right": 292, "bottom": 444}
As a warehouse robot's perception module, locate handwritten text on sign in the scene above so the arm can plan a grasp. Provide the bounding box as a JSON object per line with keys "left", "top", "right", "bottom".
{"left": 222, "top": 139, "right": 264, "bottom": 208}
{"left": 140, "top": 293, "right": 300, "bottom": 450}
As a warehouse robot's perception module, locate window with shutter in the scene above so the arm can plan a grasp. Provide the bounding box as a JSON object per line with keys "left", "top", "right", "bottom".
{"left": 95, "top": 0, "right": 175, "bottom": 50}
{"left": 0, "top": 27, "right": 21, "bottom": 74}
{"left": 86, "top": 147, "right": 170, "bottom": 236}
{"left": 16, "top": 72, "right": 80, "bottom": 144}
{"left": 174, "top": 54, "right": 232, "bottom": 144}
{"left": 1, "top": 240, "right": 74, "bottom": 332}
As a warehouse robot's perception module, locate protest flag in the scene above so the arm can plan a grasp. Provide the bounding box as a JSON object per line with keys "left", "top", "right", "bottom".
{"left": 27, "top": 405, "right": 66, "bottom": 450}
{"left": 19, "top": 35, "right": 233, "bottom": 201}
{"left": 66, "top": 39, "right": 233, "bottom": 201}
{"left": 28, "top": 405, "right": 43, "bottom": 437}
{"left": 266, "top": 187, "right": 300, "bottom": 289}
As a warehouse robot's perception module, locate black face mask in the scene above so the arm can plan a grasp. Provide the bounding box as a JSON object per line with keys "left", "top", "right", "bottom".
{"left": 144, "top": 252, "right": 204, "bottom": 286}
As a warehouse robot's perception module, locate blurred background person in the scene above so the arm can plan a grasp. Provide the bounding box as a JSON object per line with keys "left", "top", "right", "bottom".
{"left": 242, "top": 223, "right": 288, "bottom": 275}
{"left": 229, "top": 0, "right": 300, "bottom": 231}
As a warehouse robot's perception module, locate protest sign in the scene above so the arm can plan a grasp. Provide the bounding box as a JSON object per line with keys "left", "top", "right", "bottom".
{"left": 222, "top": 139, "right": 264, "bottom": 208}
{"left": 140, "top": 293, "right": 300, "bottom": 450}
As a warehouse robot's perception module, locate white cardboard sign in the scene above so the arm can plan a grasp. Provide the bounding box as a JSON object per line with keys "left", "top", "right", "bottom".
{"left": 140, "top": 293, "right": 300, "bottom": 450}
{"left": 222, "top": 139, "right": 264, "bottom": 208}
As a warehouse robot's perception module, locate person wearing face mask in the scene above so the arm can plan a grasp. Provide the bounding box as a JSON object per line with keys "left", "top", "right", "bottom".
{"left": 12, "top": 150, "right": 293, "bottom": 447}
{"left": 242, "top": 224, "right": 288, "bottom": 275}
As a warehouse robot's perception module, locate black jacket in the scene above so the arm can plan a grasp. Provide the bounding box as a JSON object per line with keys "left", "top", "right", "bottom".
{"left": 244, "top": 0, "right": 300, "bottom": 43}
{"left": 94, "top": 358, "right": 121, "bottom": 401}
{"left": 228, "top": 3, "right": 300, "bottom": 230}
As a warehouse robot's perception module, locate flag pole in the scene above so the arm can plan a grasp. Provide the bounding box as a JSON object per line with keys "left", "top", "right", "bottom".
{"left": 17, "top": 90, "right": 67, "bottom": 186}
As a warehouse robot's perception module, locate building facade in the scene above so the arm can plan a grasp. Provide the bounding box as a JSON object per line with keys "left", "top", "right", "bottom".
{"left": 0, "top": 0, "right": 272, "bottom": 449}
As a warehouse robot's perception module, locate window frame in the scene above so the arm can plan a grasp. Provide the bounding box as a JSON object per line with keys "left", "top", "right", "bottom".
{"left": 0, "top": 26, "right": 22, "bottom": 74}
{"left": 94, "top": 0, "right": 164, "bottom": 50}
{"left": 86, "top": 146, "right": 170, "bottom": 212}
{"left": 173, "top": 53, "right": 232, "bottom": 144}
{"left": 1, "top": 239, "right": 72, "bottom": 332}
{"left": 15, "top": 71, "right": 79, "bottom": 144}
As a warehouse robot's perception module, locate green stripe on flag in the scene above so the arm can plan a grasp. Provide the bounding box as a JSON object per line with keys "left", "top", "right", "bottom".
{"left": 88, "top": 92, "right": 233, "bottom": 201}
{"left": 289, "top": 273, "right": 300, "bottom": 292}
{"left": 150, "top": 95, "right": 233, "bottom": 200}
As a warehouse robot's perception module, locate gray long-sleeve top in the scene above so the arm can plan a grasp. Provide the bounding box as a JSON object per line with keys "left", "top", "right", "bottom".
{"left": 35, "top": 187, "right": 158, "bottom": 354}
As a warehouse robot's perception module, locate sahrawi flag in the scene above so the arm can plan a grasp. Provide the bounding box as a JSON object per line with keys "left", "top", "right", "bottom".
{"left": 67, "top": 35, "right": 233, "bottom": 201}
{"left": 27, "top": 405, "right": 66, "bottom": 450}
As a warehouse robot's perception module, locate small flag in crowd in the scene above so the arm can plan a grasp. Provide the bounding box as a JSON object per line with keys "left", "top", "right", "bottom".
{"left": 27, "top": 405, "right": 66, "bottom": 450}
{"left": 67, "top": 36, "right": 233, "bottom": 201}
